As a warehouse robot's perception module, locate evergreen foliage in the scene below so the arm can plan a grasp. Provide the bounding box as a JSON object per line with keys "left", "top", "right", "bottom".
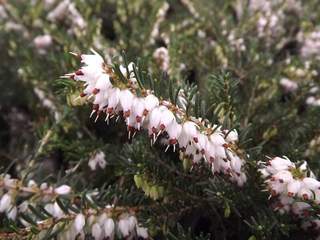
{"left": 1, "top": 0, "right": 320, "bottom": 239}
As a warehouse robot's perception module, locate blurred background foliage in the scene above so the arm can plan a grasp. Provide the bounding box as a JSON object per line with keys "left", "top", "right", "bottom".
{"left": 1, "top": 0, "right": 320, "bottom": 239}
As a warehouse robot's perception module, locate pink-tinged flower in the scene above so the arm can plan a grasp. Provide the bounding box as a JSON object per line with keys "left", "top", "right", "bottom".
{"left": 74, "top": 213, "right": 86, "bottom": 233}
{"left": 93, "top": 92, "right": 108, "bottom": 111}
{"left": 137, "top": 227, "right": 149, "bottom": 239}
{"left": 269, "top": 181, "right": 286, "bottom": 196}
{"left": 119, "top": 89, "right": 134, "bottom": 118}
{"left": 292, "top": 202, "right": 311, "bottom": 217}
{"left": 54, "top": 185, "right": 71, "bottom": 195}
{"left": 81, "top": 50, "right": 104, "bottom": 67}
{"left": 144, "top": 94, "right": 159, "bottom": 115}
{"left": 272, "top": 170, "right": 293, "bottom": 183}
{"left": 303, "top": 177, "right": 320, "bottom": 190}
{"left": 95, "top": 74, "right": 112, "bottom": 92}
{"left": 185, "top": 143, "right": 197, "bottom": 156}
{"left": 196, "top": 133, "right": 209, "bottom": 156}
{"left": 182, "top": 121, "right": 199, "bottom": 143}
{"left": 204, "top": 141, "right": 215, "bottom": 163}
{"left": 0, "top": 193, "right": 12, "bottom": 212}
{"left": 92, "top": 223, "right": 103, "bottom": 240}
{"left": 7, "top": 206, "right": 17, "bottom": 220}
{"left": 209, "top": 132, "right": 225, "bottom": 145}
{"left": 106, "top": 88, "right": 120, "bottom": 114}
{"left": 132, "top": 97, "right": 145, "bottom": 129}
{"left": 103, "top": 218, "right": 115, "bottom": 239}
{"left": 298, "top": 188, "right": 313, "bottom": 200}
{"left": 166, "top": 120, "right": 182, "bottom": 151}
{"left": 158, "top": 106, "right": 175, "bottom": 131}
{"left": 225, "top": 129, "right": 238, "bottom": 143}
{"left": 228, "top": 150, "right": 242, "bottom": 174}
{"left": 118, "top": 217, "right": 130, "bottom": 237}
{"left": 33, "top": 35, "right": 52, "bottom": 53}
{"left": 148, "top": 107, "right": 162, "bottom": 138}
{"left": 74, "top": 65, "right": 102, "bottom": 83}
{"left": 287, "top": 180, "right": 302, "bottom": 197}
{"left": 268, "top": 157, "right": 294, "bottom": 171}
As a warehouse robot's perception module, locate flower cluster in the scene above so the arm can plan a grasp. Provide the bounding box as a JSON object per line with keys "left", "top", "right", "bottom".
{"left": 0, "top": 174, "right": 148, "bottom": 240}
{"left": 47, "top": 0, "right": 86, "bottom": 32}
{"left": 149, "top": 1, "right": 170, "bottom": 44}
{"left": 40, "top": 207, "right": 148, "bottom": 240}
{"left": 0, "top": 173, "right": 71, "bottom": 221}
{"left": 153, "top": 47, "right": 170, "bottom": 73}
{"left": 33, "top": 34, "right": 53, "bottom": 55}
{"left": 88, "top": 150, "right": 107, "bottom": 171}
{"left": 64, "top": 50, "right": 247, "bottom": 186}
{"left": 299, "top": 29, "right": 320, "bottom": 60}
{"left": 259, "top": 157, "right": 320, "bottom": 231}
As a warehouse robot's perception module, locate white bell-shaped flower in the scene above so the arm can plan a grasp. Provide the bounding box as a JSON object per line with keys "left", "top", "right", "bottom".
{"left": 181, "top": 121, "right": 198, "bottom": 143}
{"left": 7, "top": 206, "right": 17, "bottom": 220}
{"left": 81, "top": 50, "right": 104, "bottom": 67}
{"left": 132, "top": 97, "right": 145, "bottom": 129}
{"left": 95, "top": 74, "right": 111, "bottom": 92}
{"left": 159, "top": 106, "right": 175, "bottom": 131}
{"left": 303, "top": 177, "right": 320, "bottom": 190}
{"left": 148, "top": 107, "right": 162, "bottom": 135}
{"left": 144, "top": 94, "right": 159, "bottom": 115}
{"left": 137, "top": 227, "right": 148, "bottom": 239}
{"left": 0, "top": 193, "right": 12, "bottom": 212}
{"left": 287, "top": 180, "right": 302, "bottom": 197}
{"left": 225, "top": 129, "right": 238, "bottom": 143}
{"left": 118, "top": 217, "right": 130, "bottom": 237}
{"left": 106, "top": 88, "right": 120, "bottom": 114}
{"left": 103, "top": 218, "right": 115, "bottom": 238}
{"left": 54, "top": 185, "right": 71, "bottom": 195}
{"left": 166, "top": 120, "right": 182, "bottom": 145}
{"left": 119, "top": 89, "right": 134, "bottom": 117}
{"left": 92, "top": 222, "right": 103, "bottom": 240}
{"left": 74, "top": 213, "right": 86, "bottom": 234}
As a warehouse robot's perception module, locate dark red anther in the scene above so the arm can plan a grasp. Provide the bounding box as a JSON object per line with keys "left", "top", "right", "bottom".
{"left": 93, "top": 104, "right": 99, "bottom": 110}
{"left": 143, "top": 109, "right": 149, "bottom": 116}
{"left": 70, "top": 74, "right": 75, "bottom": 80}
{"left": 92, "top": 88, "right": 100, "bottom": 95}
{"left": 75, "top": 70, "right": 84, "bottom": 75}
{"left": 303, "top": 194, "right": 309, "bottom": 201}
{"left": 124, "top": 110, "right": 130, "bottom": 118}
{"left": 200, "top": 149, "right": 205, "bottom": 154}
{"left": 80, "top": 92, "right": 86, "bottom": 97}
{"left": 169, "top": 139, "right": 177, "bottom": 145}
{"left": 107, "top": 107, "right": 113, "bottom": 114}
{"left": 193, "top": 137, "right": 198, "bottom": 143}
{"left": 128, "top": 125, "right": 135, "bottom": 132}
{"left": 136, "top": 116, "right": 142, "bottom": 123}
{"left": 159, "top": 124, "right": 165, "bottom": 130}
{"left": 152, "top": 127, "right": 158, "bottom": 134}
{"left": 223, "top": 143, "right": 229, "bottom": 148}
{"left": 303, "top": 210, "right": 310, "bottom": 217}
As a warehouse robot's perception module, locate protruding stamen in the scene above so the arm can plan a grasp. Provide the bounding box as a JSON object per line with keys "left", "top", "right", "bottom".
{"left": 90, "top": 110, "right": 96, "bottom": 118}
{"left": 165, "top": 145, "right": 170, "bottom": 152}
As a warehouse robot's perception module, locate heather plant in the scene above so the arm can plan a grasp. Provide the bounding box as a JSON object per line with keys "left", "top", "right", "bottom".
{"left": 1, "top": 0, "right": 320, "bottom": 239}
